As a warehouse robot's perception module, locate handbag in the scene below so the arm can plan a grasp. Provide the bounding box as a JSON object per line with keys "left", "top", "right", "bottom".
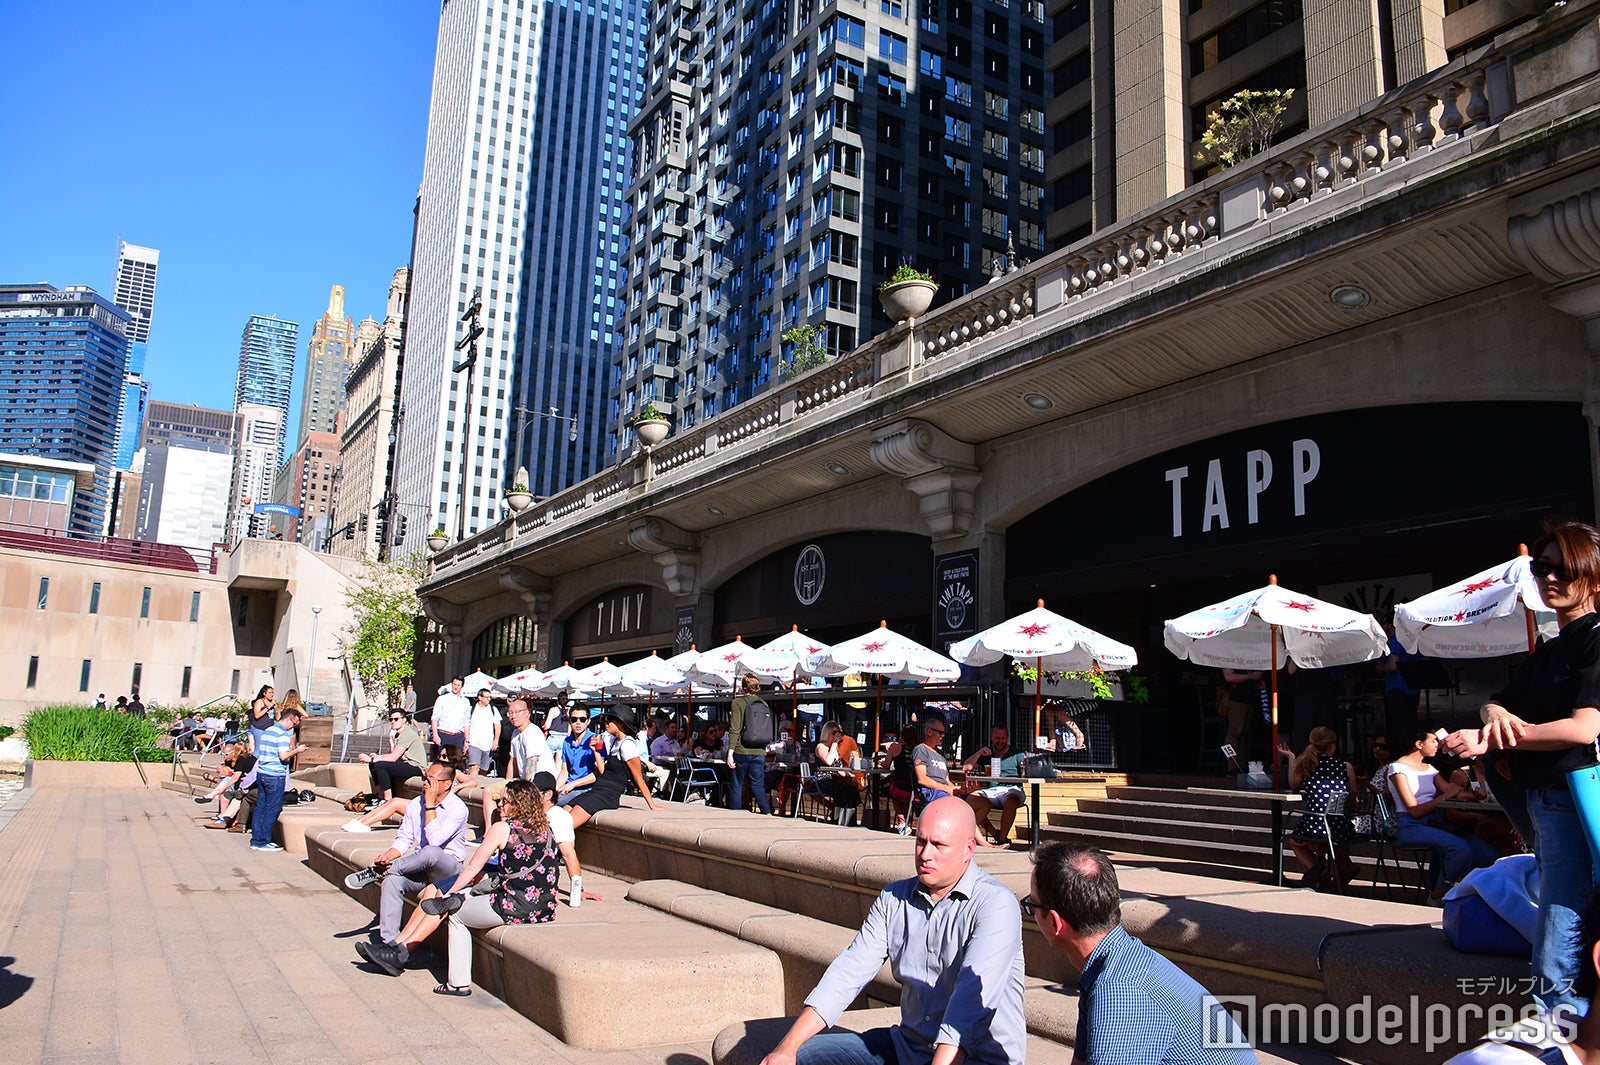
{"left": 1021, "top": 755, "right": 1056, "bottom": 779}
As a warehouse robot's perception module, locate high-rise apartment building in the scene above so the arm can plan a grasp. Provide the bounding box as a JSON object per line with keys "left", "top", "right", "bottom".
{"left": 137, "top": 439, "right": 233, "bottom": 564}
{"left": 393, "top": 0, "right": 647, "bottom": 551}
{"left": 1041, "top": 0, "right": 1547, "bottom": 244}
{"left": 297, "top": 285, "right": 355, "bottom": 445}
{"left": 227, "top": 402, "right": 286, "bottom": 544}
{"left": 271, "top": 431, "right": 340, "bottom": 547}
{"left": 611, "top": 0, "right": 1051, "bottom": 452}
{"left": 0, "top": 284, "right": 132, "bottom": 535}
{"left": 140, "top": 400, "right": 239, "bottom": 452}
{"left": 335, "top": 268, "right": 408, "bottom": 561}
{"left": 233, "top": 314, "right": 299, "bottom": 470}
{"left": 111, "top": 242, "right": 159, "bottom": 471}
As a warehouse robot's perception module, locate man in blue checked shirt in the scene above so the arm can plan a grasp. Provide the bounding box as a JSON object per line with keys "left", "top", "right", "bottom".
{"left": 1026, "top": 841, "right": 1257, "bottom": 1064}
{"left": 248, "top": 704, "right": 306, "bottom": 852}
{"left": 759, "top": 796, "right": 1026, "bottom": 1065}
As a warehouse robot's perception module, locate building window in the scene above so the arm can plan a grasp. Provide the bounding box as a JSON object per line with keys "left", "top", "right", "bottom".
{"left": 27, "top": 656, "right": 38, "bottom": 689}
{"left": 190, "top": 591, "right": 201, "bottom": 623}
{"left": 37, "top": 577, "right": 48, "bottom": 610}
{"left": 140, "top": 587, "right": 152, "bottom": 619}
{"left": 879, "top": 31, "right": 908, "bottom": 64}
{"left": 131, "top": 662, "right": 143, "bottom": 693}
{"left": 231, "top": 669, "right": 241, "bottom": 696}
{"left": 80, "top": 660, "right": 91, "bottom": 693}
{"left": 89, "top": 582, "right": 101, "bottom": 614}
{"left": 236, "top": 595, "right": 249, "bottom": 628}
{"left": 181, "top": 666, "right": 192, "bottom": 699}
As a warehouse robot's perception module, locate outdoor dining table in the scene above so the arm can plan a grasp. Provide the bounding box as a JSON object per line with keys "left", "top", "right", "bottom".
{"left": 1186, "top": 787, "right": 1303, "bottom": 887}
{"left": 960, "top": 773, "right": 1044, "bottom": 849}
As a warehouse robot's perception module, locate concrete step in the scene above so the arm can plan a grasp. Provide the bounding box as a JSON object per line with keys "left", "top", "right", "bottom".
{"left": 1041, "top": 822, "right": 1279, "bottom": 870}
{"left": 1075, "top": 795, "right": 1277, "bottom": 828}
{"left": 1050, "top": 809, "right": 1277, "bottom": 847}
{"left": 1107, "top": 783, "right": 1289, "bottom": 808}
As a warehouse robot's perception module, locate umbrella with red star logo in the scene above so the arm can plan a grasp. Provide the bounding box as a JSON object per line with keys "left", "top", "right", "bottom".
{"left": 1393, "top": 546, "right": 1556, "bottom": 658}
{"left": 683, "top": 636, "right": 756, "bottom": 688}
{"left": 1164, "top": 575, "right": 1387, "bottom": 787}
{"left": 739, "top": 624, "right": 834, "bottom": 682}
{"left": 812, "top": 621, "right": 962, "bottom": 751}
{"left": 949, "top": 600, "right": 1138, "bottom": 748}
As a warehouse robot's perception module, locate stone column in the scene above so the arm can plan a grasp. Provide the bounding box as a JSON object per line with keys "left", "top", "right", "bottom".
{"left": 497, "top": 565, "right": 555, "bottom": 666}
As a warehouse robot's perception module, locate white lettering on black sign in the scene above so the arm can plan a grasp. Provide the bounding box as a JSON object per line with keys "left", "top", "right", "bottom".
{"left": 1165, "top": 438, "right": 1321, "bottom": 538}
{"left": 594, "top": 590, "right": 648, "bottom": 638}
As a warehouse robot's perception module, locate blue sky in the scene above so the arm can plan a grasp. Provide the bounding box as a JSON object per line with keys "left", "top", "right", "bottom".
{"left": 0, "top": 2, "right": 440, "bottom": 439}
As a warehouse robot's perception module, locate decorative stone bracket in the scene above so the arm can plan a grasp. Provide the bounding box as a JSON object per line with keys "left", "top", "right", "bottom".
{"left": 627, "top": 517, "right": 701, "bottom": 597}
{"left": 1508, "top": 176, "right": 1600, "bottom": 349}
{"left": 418, "top": 595, "right": 465, "bottom": 638}
{"left": 869, "top": 419, "right": 982, "bottom": 539}
{"left": 497, "top": 565, "right": 552, "bottom": 623}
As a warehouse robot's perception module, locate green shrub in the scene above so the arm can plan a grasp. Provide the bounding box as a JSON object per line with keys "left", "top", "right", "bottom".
{"left": 21, "top": 704, "right": 172, "bottom": 762}
{"left": 0, "top": 725, "right": 14, "bottom": 741}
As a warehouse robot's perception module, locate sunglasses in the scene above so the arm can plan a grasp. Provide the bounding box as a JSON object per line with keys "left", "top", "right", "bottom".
{"left": 1530, "top": 558, "right": 1571, "bottom": 581}
{"left": 1019, "top": 896, "right": 1043, "bottom": 918}
{"left": 570, "top": 716, "right": 589, "bottom": 723}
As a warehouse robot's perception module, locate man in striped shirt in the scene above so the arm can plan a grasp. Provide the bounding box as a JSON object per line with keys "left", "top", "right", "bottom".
{"left": 249, "top": 705, "right": 307, "bottom": 852}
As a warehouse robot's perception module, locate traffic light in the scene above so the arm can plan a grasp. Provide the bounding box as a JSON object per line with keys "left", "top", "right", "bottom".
{"left": 394, "top": 514, "right": 407, "bottom": 545}
{"left": 359, "top": 513, "right": 368, "bottom": 532}
{"left": 343, "top": 522, "right": 355, "bottom": 540}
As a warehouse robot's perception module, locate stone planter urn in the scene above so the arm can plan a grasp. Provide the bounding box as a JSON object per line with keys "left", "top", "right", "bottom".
{"left": 505, "top": 490, "right": 533, "bottom": 512}
{"left": 879, "top": 279, "right": 937, "bottom": 323}
{"left": 426, "top": 532, "right": 449, "bottom": 552}
{"left": 633, "top": 417, "right": 670, "bottom": 448}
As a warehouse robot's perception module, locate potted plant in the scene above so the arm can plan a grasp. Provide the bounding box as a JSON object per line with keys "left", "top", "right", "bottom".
{"left": 505, "top": 466, "right": 534, "bottom": 512}
{"left": 780, "top": 324, "right": 831, "bottom": 377}
{"left": 633, "top": 403, "right": 670, "bottom": 447}
{"left": 878, "top": 262, "right": 938, "bottom": 322}
{"left": 426, "top": 526, "right": 450, "bottom": 552}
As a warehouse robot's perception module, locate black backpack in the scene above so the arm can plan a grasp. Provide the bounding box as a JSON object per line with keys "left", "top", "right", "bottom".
{"left": 739, "top": 695, "right": 774, "bottom": 748}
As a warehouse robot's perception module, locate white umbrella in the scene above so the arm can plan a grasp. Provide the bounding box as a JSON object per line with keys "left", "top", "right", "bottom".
{"left": 443, "top": 670, "right": 500, "bottom": 696}
{"left": 949, "top": 599, "right": 1138, "bottom": 749}
{"left": 607, "top": 652, "right": 691, "bottom": 697}
{"left": 816, "top": 621, "right": 962, "bottom": 751}
{"left": 686, "top": 636, "right": 755, "bottom": 687}
{"left": 1394, "top": 547, "right": 1557, "bottom": 658}
{"left": 739, "top": 625, "right": 833, "bottom": 681}
{"left": 530, "top": 662, "right": 583, "bottom": 698}
{"left": 493, "top": 665, "right": 545, "bottom": 694}
{"left": 569, "top": 658, "right": 623, "bottom": 695}
{"left": 1164, "top": 575, "right": 1387, "bottom": 787}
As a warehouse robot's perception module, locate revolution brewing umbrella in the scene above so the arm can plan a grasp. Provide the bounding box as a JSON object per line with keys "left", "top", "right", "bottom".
{"left": 1393, "top": 545, "right": 1557, "bottom": 658}
{"left": 815, "top": 621, "right": 962, "bottom": 752}
{"left": 1164, "top": 575, "right": 1387, "bottom": 788}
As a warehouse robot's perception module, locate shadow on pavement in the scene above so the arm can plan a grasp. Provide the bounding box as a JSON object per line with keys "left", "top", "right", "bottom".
{"left": 0, "top": 955, "right": 33, "bottom": 1009}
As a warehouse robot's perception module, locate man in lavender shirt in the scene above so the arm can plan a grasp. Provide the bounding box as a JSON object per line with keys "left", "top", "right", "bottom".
{"left": 355, "top": 763, "right": 469, "bottom": 974}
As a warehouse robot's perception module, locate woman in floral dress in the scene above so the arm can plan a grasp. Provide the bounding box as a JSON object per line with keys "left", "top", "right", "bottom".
{"left": 386, "top": 778, "right": 562, "bottom": 996}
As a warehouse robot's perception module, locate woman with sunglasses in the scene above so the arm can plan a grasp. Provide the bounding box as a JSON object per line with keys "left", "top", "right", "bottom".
{"left": 384, "top": 779, "right": 562, "bottom": 997}
{"left": 1446, "top": 520, "right": 1600, "bottom": 1015}
{"left": 567, "top": 708, "right": 660, "bottom": 829}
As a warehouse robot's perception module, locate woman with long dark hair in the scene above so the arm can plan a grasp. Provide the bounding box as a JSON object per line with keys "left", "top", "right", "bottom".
{"left": 1447, "top": 519, "right": 1600, "bottom": 1014}
{"left": 568, "top": 708, "right": 660, "bottom": 830}
{"left": 247, "top": 685, "right": 276, "bottom": 750}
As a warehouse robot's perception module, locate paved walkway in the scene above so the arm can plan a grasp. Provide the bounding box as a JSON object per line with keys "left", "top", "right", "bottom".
{"left": 0, "top": 785, "right": 715, "bottom": 1065}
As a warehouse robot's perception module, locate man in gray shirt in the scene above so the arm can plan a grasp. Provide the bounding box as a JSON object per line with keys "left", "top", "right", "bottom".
{"left": 759, "top": 796, "right": 1026, "bottom": 1065}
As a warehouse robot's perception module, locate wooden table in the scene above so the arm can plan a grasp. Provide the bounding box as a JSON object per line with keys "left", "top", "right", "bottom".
{"left": 962, "top": 775, "right": 1044, "bottom": 849}
{"left": 1187, "top": 787, "right": 1303, "bottom": 886}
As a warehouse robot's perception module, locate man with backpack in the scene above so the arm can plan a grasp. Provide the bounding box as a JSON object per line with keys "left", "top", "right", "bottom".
{"left": 727, "top": 673, "right": 774, "bottom": 814}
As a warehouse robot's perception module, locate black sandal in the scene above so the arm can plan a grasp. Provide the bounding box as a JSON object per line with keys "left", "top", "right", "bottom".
{"left": 433, "top": 983, "right": 471, "bottom": 997}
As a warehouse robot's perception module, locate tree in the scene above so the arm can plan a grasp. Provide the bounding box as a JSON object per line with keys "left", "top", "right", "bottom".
{"left": 340, "top": 551, "right": 426, "bottom": 707}
{"left": 1194, "top": 89, "right": 1295, "bottom": 169}
{"left": 780, "top": 324, "right": 830, "bottom": 376}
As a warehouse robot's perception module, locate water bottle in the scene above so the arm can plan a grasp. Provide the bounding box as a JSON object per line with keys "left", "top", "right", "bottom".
{"left": 570, "top": 874, "right": 583, "bottom": 908}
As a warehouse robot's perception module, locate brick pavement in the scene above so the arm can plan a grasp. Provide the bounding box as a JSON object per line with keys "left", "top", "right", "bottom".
{"left": 0, "top": 785, "right": 715, "bottom": 1065}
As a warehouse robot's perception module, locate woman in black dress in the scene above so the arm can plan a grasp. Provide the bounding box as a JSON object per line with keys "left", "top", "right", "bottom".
{"left": 1286, "top": 726, "right": 1358, "bottom": 890}
{"left": 569, "top": 708, "right": 661, "bottom": 829}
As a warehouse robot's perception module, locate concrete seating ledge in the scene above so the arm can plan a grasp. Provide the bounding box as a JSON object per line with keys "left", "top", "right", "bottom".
{"left": 303, "top": 824, "right": 785, "bottom": 1050}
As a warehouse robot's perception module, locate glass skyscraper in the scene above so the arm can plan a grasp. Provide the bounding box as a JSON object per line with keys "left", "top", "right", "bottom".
{"left": 233, "top": 313, "right": 299, "bottom": 470}
{"left": 0, "top": 283, "right": 133, "bottom": 534}
{"left": 111, "top": 241, "right": 159, "bottom": 471}
{"left": 393, "top": 0, "right": 646, "bottom": 549}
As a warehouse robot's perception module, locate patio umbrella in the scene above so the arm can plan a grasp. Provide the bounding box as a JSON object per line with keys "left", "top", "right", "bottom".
{"left": 949, "top": 599, "right": 1138, "bottom": 751}
{"left": 816, "top": 621, "right": 962, "bottom": 752}
{"left": 529, "top": 662, "right": 583, "bottom": 699}
{"left": 442, "top": 670, "right": 500, "bottom": 696}
{"left": 1394, "top": 546, "right": 1557, "bottom": 658}
{"left": 493, "top": 665, "right": 545, "bottom": 694}
{"left": 606, "top": 652, "right": 692, "bottom": 716}
{"left": 740, "top": 626, "right": 834, "bottom": 735}
{"left": 1164, "top": 575, "right": 1387, "bottom": 787}
{"left": 569, "top": 658, "right": 623, "bottom": 698}
{"left": 685, "top": 636, "right": 755, "bottom": 688}
{"left": 662, "top": 646, "right": 704, "bottom": 723}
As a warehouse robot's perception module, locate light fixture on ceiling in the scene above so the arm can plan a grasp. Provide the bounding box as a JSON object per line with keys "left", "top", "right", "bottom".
{"left": 826, "top": 462, "right": 850, "bottom": 476}
{"left": 1330, "top": 285, "right": 1371, "bottom": 309}
{"left": 707, "top": 505, "right": 724, "bottom": 516}
{"left": 1023, "top": 393, "right": 1054, "bottom": 410}
{"left": 615, "top": 538, "right": 626, "bottom": 546}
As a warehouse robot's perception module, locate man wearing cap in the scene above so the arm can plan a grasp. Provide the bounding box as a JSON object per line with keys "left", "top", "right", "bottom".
{"left": 532, "top": 770, "right": 601, "bottom": 904}
{"left": 758, "top": 797, "right": 1026, "bottom": 1065}
{"left": 248, "top": 704, "right": 308, "bottom": 852}
{"left": 353, "top": 762, "right": 470, "bottom": 975}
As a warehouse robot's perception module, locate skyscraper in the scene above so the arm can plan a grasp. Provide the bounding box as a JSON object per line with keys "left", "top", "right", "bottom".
{"left": 336, "top": 268, "right": 408, "bottom": 561}
{"left": 227, "top": 402, "right": 285, "bottom": 544}
{"left": 611, "top": 0, "right": 1050, "bottom": 453}
{"left": 393, "top": 0, "right": 646, "bottom": 550}
{"left": 0, "top": 284, "right": 132, "bottom": 535}
{"left": 297, "top": 285, "right": 355, "bottom": 445}
{"left": 135, "top": 401, "right": 239, "bottom": 561}
{"left": 233, "top": 314, "right": 299, "bottom": 469}
{"left": 111, "top": 242, "right": 159, "bottom": 471}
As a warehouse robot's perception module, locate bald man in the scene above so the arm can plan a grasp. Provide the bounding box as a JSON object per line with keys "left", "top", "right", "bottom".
{"left": 759, "top": 796, "right": 1026, "bottom": 1065}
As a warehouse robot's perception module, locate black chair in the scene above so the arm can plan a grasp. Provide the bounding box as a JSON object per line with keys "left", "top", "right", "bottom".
{"left": 1364, "top": 789, "right": 1432, "bottom": 902}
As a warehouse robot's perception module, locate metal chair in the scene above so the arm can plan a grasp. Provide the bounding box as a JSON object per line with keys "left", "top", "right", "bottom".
{"left": 1365, "top": 789, "right": 1433, "bottom": 902}
{"left": 670, "top": 756, "right": 720, "bottom": 804}
{"left": 792, "top": 763, "right": 835, "bottom": 822}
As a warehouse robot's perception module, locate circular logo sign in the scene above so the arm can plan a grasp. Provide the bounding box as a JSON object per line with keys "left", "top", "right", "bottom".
{"left": 793, "top": 544, "right": 826, "bottom": 606}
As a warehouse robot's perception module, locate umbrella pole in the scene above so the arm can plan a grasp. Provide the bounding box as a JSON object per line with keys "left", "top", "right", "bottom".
{"left": 1270, "top": 624, "right": 1281, "bottom": 791}
{"left": 873, "top": 676, "right": 884, "bottom": 754}
{"left": 1034, "top": 657, "right": 1043, "bottom": 750}
{"left": 1521, "top": 543, "right": 1537, "bottom": 655}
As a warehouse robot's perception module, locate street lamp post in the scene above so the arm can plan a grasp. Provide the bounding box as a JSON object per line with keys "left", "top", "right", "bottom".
{"left": 453, "top": 290, "right": 484, "bottom": 543}
{"left": 309, "top": 604, "right": 323, "bottom": 709}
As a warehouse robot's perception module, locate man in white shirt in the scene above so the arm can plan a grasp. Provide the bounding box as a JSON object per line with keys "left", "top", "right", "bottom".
{"left": 482, "top": 698, "right": 556, "bottom": 834}
{"left": 464, "top": 687, "right": 502, "bottom": 775}
{"left": 431, "top": 676, "right": 472, "bottom": 756}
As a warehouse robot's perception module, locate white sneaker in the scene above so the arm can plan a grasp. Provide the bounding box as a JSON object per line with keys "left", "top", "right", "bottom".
{"left": 342, "top": 819, "right": 372, "bottom": 833}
